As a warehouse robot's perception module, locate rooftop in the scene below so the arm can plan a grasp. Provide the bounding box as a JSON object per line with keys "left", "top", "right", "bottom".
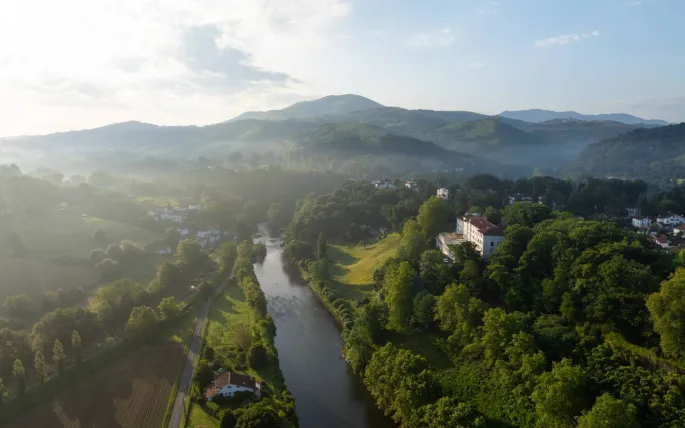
{"left": 205, "top": 372, "right": 257, "bottom": 398}
{"left": 467, "top": 216, "right": 504, "bottom": 236}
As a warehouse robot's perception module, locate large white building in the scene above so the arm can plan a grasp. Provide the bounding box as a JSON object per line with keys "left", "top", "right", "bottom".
{"left": 437, "top": 188, "right": 449, "bottom": 200}
{"left": 448, "top": 215, "right": 505, "bottom": 261}
{"left": 632, "top": 217, "right": 651, "bottom": 228}
{"left": 657, "top": 213, "right": 685, "bottom": 226}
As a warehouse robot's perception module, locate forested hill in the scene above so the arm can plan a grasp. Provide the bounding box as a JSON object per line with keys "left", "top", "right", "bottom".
{"left": 569, "top": 123, "right": 685, "bottom": 182}
{"left": 232, "top": 94, "right": 384, "bottom": 121}
{"left": 500, "top": 108, "right": 670, "bottom": 125}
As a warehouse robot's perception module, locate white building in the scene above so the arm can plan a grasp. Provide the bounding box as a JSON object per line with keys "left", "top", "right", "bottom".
{"left": 625, "top": 207, "right": 639, "bottom": 217}
{"left": 657, "top": 213, "right": 685, "bottom": 226}
{"left": 177, "top": 228, "right": 190, "bottom": 237}
{"left": 455, "top": 215, "right": 505, "bottom": 261}
{"left": 437, "top": 188, "right": 449, "bottom": 200}
{"left": 205, "top": 372, "right": 260, "bottom": 401}
{"left": 507, "top": 193, "right": 533, "bottom": 205}
{"left": 154, "top": 247, "right": 173, "bottom": 255}
{"left": 436, "top": 232, "right": 465, "bottom": 260}
{"left": 160, "top": 211, "right": 185, "bottom": 223}
{"left": 372, "top": 180, "right": 394, "bottom": 189}
{"left": 196, "top": 228, "right": 222, "bottom": 248}
{"left": 651, "top": 234, "right": 670, "bottom": 249}
{"left": 405, "top": 180, "right": 418, "bottom": 189}
{"left": 632, "top": 217, "right": 651, "bottom": 228}
{"left": 674, "top": 224, "right": 685, "bottom": 235}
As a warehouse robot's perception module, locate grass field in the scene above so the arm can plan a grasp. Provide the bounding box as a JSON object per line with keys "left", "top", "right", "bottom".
{"left": 186, "top": 404, "right": 219, "bottom": 428}
{"left": 327, "top": 233, "right": 399, "bottom": 303}
{"left": 0, "top": 257, "right": 100, "bottom": 306}
{"left": 7, "top": 344, "right": 186, "bottom": 428}
{"left": 136, "top": 195, "right": 179, "bottom": 209}
{"left": 0, "top": 209, "right": 164, "bottom": 260}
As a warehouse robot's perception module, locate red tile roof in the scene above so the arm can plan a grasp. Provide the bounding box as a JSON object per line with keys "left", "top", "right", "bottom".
{"left": 467, "top": 216, "right": 504, "bottom": 236}
{"left": 205, "top": 372, "right": 257, "bottom": 399}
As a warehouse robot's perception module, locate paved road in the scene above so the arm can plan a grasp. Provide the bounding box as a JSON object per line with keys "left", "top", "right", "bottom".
{"left": 168, "top": 280, "right": 228, "bottom": 428}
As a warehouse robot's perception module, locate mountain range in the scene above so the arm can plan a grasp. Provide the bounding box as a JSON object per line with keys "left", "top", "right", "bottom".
{"left": 499, "top": 109, "right": 669, "bottom": 126}
{"left": 1, "top": 94, "right": 678, "bottom": 178}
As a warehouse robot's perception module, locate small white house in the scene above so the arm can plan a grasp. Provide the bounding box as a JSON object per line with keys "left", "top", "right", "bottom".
{"left": 674, "top": 224, "right": 685, "bottom": 235}
{"left": 405, "top": 180, "right": 418, "bottom": 189}
{"left": 632, "top": 217, "right": 651, "bottom": 228}
{"left": 206, "top": 372, "right": 260, "bottom": 401}
{"left": 507, "top": 193, "right": 533, "bottom": 205}
{"left": 651, "top": 234, "right": 670, "bottom": 249}
{"left": 372, "top": 180, "right": 394, "bottom": 189}
{"left": 437, "top": 188, "right": 449, "bottom": 200}
{"left": 160, "top": 212, "right": 186, "bottom": 223}
{"left": 154, "top": 247, "right": 173, "bottom": 255}
{"left": 657, "top": 213, "right": 685, "bottom": 226}
{"left": 177, "top": 228, "right": 190, "bottom": 237}
{"left": 625, "top": 207, "right": 639, "bottom": 218}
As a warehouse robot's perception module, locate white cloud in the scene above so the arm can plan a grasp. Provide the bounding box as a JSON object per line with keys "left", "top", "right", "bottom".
{"left": 623, "top": 0, "right": 643, "bottom": 6}
{"left": 470, "top": 62, "right": 486, "bottom": 68}
{"left": 535, "top": 30, "right": 600, "bottom": 47}
{"left": 405, "top": 28, "right": 458, "bottom": 49}
{"left": 0, "top": 0, "right": 351, "bottom": 135}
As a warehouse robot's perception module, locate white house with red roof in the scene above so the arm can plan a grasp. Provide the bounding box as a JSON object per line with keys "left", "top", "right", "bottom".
{"left": 205, "top": 372, "right": 260, "bottom": 401}
{"left": 455, "top": 215, "right": 505, "bottom": 260}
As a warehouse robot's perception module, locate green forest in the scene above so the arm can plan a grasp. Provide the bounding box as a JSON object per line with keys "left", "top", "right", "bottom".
{"left": 283, "top": 175, "right": 685, "bottom": 428}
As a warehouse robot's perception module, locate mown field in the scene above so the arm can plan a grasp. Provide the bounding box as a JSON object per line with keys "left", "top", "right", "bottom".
{"left": 0, "top": 258, "right": 100, "bottom": 305}
{"left": 327, "top": 233, "right": 399, "bottom": 303}
{"left": 7, "top": 345, "right": 186, "bottom": 428}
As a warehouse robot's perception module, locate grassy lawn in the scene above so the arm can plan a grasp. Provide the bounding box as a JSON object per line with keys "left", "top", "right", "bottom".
{"left": 135, "top": 195, "right": 179, "bottom": 208}
{"left": 206, "top": 284, "right": 252, "bottom": 352}
{"left": 327, "top": 233, "right": 400, "bottom": 304}
{"left": 186, "top": 403, "right": 219, "bottom": 428}
{"left": 328, "top": 233, "right": 451, "bottom": 368}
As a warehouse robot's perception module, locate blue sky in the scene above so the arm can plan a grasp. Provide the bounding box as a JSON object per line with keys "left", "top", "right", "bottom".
{"left": 0, "top": 0, "right": 683, "bottom": 135}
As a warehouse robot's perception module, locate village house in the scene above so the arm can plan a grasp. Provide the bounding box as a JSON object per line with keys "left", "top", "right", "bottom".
{"left": 674, "top": 224, "right": 685, "bottom": 235}
{"left": 454, "top": 215, "right": 505, "bottom": 261}
{"left": 177, "top": 228, "right": 190, "bottom": 237}
{"left": 632, "top": 217, "right": 652, "bottom": 228}
{"left": 657, "top": 213, "right": 685, "bottom": 227}
{"left": 405, "top": 179, "right": 418, "bottom": 189}
{"left": 625, "top": 207, "right": 639, "bottom": 218}
{"left": 437, "top": 188, "right": 450, "bottom": 200}
{"left": 651, "top": 234, "right": 670, "bottom": 249}
{"left": 205, "top": 372, "right": 260, "bottom": 401}
{"left": 507, "top": 193, "right": 533, "bottom": 205}
{"left": 196, "top": 228, "right": 222, "bottom": 248}
{"left": 372, "top": 180, "right": 394, "bottom": 189}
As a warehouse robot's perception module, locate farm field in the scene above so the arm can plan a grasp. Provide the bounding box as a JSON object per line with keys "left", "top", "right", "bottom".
{"left": 0, "top": 209, "right": 164, "bottom": 260}
{"left": 0, "top": 257, "right": 100, "bottom": 305}
{"left": 7, "top": 344, "right": 186, "bottom": 428}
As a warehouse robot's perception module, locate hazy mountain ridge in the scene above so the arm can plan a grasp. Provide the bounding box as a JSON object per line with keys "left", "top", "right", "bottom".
{"left": 500, "top": 108, "right": 669, "bottom": 125}
{"left": 569, "top": 123, "right": 685, "bottom": 181}
{"left": 231, "top": 94, "right": 384, "bottom": 121}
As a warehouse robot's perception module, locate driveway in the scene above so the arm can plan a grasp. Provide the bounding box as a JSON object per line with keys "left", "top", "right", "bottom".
{"left": 168, "top": 280, "right": 228, "bottom": 428}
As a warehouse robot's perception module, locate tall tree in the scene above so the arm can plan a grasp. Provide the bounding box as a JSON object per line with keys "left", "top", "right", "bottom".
{"left": 417, "top": 196, "right": 451, "bottom": 238}
{"left": 125, "top": 306, "right": 158, "bottom": 340}
{"left": 419, "top": 250, "right": 451, "bottom": 295}
{"left": 52, "top": 339, "right": 66, "bottom": 374}
{"left": 317, "top": 232, "right": 328, "bottom": 260}
{"left": 532, "top": 359, "right": 588, "bottom": 428}
{"left": 12, "top": 359, "right": 25, "bottom": 396}
{"left": 384, "top": 261, "right": 416, "bottom": 332}
{"left": 71, "top": 330, "right": 82, "bottom": 365}
{"left": 577, "top": 394, "right": 639, "bottom": 428}
{"left": 647, "top": 268, "right": 685, "bottom": 359}
{"left": 34, "top": 351, "right": 47, "bottom": 383}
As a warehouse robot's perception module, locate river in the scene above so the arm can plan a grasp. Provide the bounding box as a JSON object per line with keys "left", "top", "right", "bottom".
{"left": 253, "top": 229, "right": 394, "bottom": 428}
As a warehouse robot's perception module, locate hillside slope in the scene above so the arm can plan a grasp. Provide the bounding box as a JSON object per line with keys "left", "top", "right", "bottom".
{"left": 570, "top": 123, "right": 685, "bottom": 180}
{"left": 232, "top": 94, "right": 384, "bottom": 121}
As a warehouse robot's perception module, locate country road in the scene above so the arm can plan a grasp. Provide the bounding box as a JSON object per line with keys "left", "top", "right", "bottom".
{"left": 168, "top": 280, "right": 228, "bottom": 428}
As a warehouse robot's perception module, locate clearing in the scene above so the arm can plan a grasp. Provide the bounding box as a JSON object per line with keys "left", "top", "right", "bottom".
{"left": 7, "top": 344, "right": 186, "bottom": 428}
{"left": 327, "top": 233, "right": 399, "bottom": 302}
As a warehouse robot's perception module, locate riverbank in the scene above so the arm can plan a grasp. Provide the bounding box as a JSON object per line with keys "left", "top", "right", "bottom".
{"left": 185, "top": 242, "right": 297, "bottom": 428}
{"left": 253, "top": 229, "right": 394, "bottom": 428}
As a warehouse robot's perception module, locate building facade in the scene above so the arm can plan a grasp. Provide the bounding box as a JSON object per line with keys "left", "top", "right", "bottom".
{"left": 632, "top": 217, "right": 651, "bottom": 228}
{"left": 455, "top": 215, "right": 505, "bottom": 261}
{"left": 437, "top": 188, "right": 449, "bottom": 200}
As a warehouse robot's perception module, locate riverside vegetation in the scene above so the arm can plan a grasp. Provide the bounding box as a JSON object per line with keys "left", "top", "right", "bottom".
{"left": 282, "top": 176, "right": 685, "bottom": 428}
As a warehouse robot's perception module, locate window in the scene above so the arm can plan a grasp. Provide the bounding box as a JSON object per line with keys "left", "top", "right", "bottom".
{"left": 490, "top": 241, "right": 494, "bottom": 247}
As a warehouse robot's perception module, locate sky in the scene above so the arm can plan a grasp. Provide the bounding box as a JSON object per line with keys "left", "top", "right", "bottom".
{"left": 1, "top": 0, "right": 684, "bottom": 136}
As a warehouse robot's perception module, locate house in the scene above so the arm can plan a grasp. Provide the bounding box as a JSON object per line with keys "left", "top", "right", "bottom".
{"left": 625, "top": 207, "right": 639, "bottom": 217}
{"left": 632, "top": 217, "right": 652, "bottom": 228}
{"left": 437, "top": 188, "right": 449, "bottom": 200}
{"left": 455, "top": 215, "right": 505, "bottom": 261}
{"left": 674, "top": 224, "right": 685, "bottom": 235}
{"left": 507, "top": 193, "right": 533, "bottom": 205}
{"left": 196, "top": 228, "right": 222, "bottom": 248}
{"left": 651, "top": 234, "right": 670, "bottom": 249}
{"left": 436, "top": 232, "right": 466, "bottom": 260}
{"left": 405, "top": 180, "right": 418, "bottom": 189}
{"left": 205, "top": 372, "right": 260, "bottom": 401}
{"left": 177, "top": 228, "right": 190, "bottom": 237}
{"left": 155, "top": 247, "right": 173, "bottom": 255}
{"left": 657, "top": 213, "right": 685, "bottom": 226}
{"left": 372, "top": 180, "right": 394, "bottom": 189}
